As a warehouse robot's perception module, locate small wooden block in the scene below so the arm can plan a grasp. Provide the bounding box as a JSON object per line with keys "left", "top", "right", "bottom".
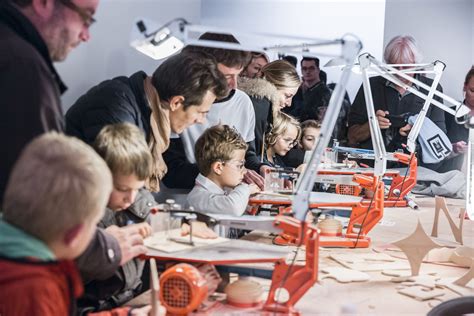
{"left": 321, "top": 267, "right": 370, "bottom": 283}
{"left": 388, "top": 272, "right": 437, "bottom": 280}
{"left": 397, "top": 275, "right": 440, "bottom": 289}
{"left": 398, "top": 286, "right": 445, "bottom": 301}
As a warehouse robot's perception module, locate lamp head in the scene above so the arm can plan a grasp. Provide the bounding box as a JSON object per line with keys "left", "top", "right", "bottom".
{"left": 130, "top": 18, "right": 186, "bottom": 60}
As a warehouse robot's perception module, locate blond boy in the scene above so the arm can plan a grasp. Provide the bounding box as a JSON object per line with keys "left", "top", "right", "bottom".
{"left": 187, "top": 125, "right": 260, "bottom": 216}
{"left": 0, "top": 133, "right": 113, "bottom": 315}
{"left": 79, "top": 123, "right": 156, "bottom": 311}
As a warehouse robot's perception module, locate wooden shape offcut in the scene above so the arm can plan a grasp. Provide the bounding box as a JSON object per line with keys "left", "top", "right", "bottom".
{"left": 321, "top": 267, "right": 370, "bottom": 283}
{"left": 393, "top": 220, "right": 443, "bottom": 276}
{"left": 453, "top": 258, "right": 474, "bottom": 287}
{"left": 431, "top": 196, "right": 465, "bottom": 245}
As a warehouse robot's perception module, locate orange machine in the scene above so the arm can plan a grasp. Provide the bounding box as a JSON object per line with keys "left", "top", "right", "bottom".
{"left": 248, "top": 174, "right": 384, "bottom": 248}
{"left": 317, "top": 152, "right": 417, "bottom": 208}
{"left": 145, "top": 215, "right": 319, "bottom": 316}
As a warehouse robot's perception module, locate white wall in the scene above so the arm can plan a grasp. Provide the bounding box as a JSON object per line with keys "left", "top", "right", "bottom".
{"left": 201, "top": 0, "right": 387, "bottom": 102}
{"left": 56, "top": 0, "right": 472, "bottom": 109}
{"left": 472, "top": 0, "right": 474, "bottom": 66}
{"left": 57, "top": 0, "right": 201, "bottom": 111}
{"left": 384, "top": 0, "right": 472, "bottom": 101}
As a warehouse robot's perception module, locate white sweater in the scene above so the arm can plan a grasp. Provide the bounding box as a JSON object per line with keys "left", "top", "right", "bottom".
{"left": 186, "top": 174, "right": 251, "bottom": 216}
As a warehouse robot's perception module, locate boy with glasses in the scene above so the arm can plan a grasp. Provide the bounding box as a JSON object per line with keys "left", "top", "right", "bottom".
{"left": 187, "top": 125, "right": 260, "bottom": 217}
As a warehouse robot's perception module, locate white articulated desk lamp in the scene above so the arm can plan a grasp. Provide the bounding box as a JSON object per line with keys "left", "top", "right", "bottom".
{"left": 334, "top": 53, "right": 472, "bottom": 216}
{"left": 130, "top": 17, "right": 363, "bottom": 222}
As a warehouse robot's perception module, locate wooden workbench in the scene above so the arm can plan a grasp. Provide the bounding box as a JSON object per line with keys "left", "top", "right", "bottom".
{"left": 293, "top": 195, "right": 473, "bottom": 315}
{"left": 128, "top": 195, "right": 473, "bottom": 315}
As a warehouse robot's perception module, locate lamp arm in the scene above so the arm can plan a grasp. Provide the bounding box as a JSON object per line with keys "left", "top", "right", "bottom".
{"left": 358, "top": 54, "right": 387, "bottom": 176}
{"left": 358, "top": 54, "right": 468, "bottom": 153}
{"left": 292, "top": 38, "right": 362, "bottom": 221}
{"left": 467, "top": 129, "right": 473, "bottom": 219}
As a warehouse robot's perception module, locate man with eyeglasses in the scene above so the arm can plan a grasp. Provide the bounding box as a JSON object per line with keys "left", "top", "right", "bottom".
{"left": 0, "top": 1, "right": 151, "bottom": 313}
{"left": 0, "top": 0, "right": 97, "bottom": 203}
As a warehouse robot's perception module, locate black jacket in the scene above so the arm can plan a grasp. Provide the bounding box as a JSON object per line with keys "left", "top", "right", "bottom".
{"left": 0, "top": 2, "right": 64, "bottom": 203}
{"left": 0, "top": 1, "right": 122, "bottom": 292}
{"left": 66, "top": 71, "right": 151, "bottom": 144}
{"left": 348, "top": 75, "right": 446, "bottom": 152}
{"left": 78, "top": 189, "right": 155, "bottom": 312}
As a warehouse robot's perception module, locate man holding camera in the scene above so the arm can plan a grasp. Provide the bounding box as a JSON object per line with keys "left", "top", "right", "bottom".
{"left": 347, "top": 36, "right": 446, "bottom": 169}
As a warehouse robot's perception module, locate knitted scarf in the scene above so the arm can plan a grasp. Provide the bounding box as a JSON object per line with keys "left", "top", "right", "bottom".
{"left": 143, "top": 77, "right": 170, "bottom": 192}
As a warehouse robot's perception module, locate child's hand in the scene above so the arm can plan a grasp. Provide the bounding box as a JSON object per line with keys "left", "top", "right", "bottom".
{"left": 243, "top": 169, "right": 265, "bottom": 190}
{"left": 181, "top": 221, "right": 218, "bottom": 239}
{"left": 128, "top": 222, "right": 152, "bottom": 238}
{"left": 249, "top": 183, "right": 261, "bottom": 195}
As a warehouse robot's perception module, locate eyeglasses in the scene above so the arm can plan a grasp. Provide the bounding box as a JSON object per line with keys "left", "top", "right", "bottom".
{"left": 281, "top": 137, "right": 298, "bottom": 148}
{"left": 222, "top": 159, "right": 246, "bottom": 171}
{"left": 58, "top": 0, "right": 96, "bottom": 28}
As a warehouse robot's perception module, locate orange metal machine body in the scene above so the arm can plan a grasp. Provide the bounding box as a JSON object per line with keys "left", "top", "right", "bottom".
{"left": 152, "top": 215, "right": 319, "bottom": 316}
{"left": 249, "top": 174, "right": 384, "bottom": 248}
{"left": 318, "top": 152, "right": 417, "bottom": 208}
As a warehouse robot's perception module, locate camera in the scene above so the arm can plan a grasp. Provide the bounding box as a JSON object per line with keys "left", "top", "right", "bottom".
{"left": 386, "top": 113, "right": 411, "bottom": 128}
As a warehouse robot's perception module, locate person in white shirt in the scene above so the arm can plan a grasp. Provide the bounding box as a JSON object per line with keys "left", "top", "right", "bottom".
{"left": 187, "top": 125, "right": 260, "bottom": 216}
{"left": 162, "top": 33, "right": 265, "bottom": 192}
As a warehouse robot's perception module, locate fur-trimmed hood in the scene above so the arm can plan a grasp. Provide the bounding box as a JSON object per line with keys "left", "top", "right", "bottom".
{"left": 238, "top": 77, "right": 283, "bottom": 112}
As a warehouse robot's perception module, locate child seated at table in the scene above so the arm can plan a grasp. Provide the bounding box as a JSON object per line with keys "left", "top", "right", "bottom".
{"left": 78, "top": 122, "right": 156, "bottom": 312}
{"left": 187, "top": 125, "right": 260, "bottom": 217}
{"left": 300, "top": 119, "right": 321, "bottom": 151}
{"left": 262, "top": 112, "right": 301, "bottom": 168}
{"left": 81, "top": 123, "right": 215, "bottom": 312}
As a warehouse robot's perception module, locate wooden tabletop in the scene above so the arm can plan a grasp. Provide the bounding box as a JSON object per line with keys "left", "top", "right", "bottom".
{"left": 127, "top": 195, "right": 473, "bottom": 315}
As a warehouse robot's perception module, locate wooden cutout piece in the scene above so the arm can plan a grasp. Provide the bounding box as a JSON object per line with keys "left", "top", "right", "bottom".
{"left": 383, "top": 270, "right": 414, "bottom": 277}
{"left": 436, "top": 277, "right": 474, "bottom": 296}
{"left": 392, "top": 220, "right": 443, "bottom": 276}
{"left": 428, "top": 299, "right": 443, "bottom": 308}
{"left": 450, "top": 246, "right": 474, "bottom": 267}
{"left": 330, "top": 252, "right": 396, "bottom": 264}
{"left": 376, "top": 245, "right": 467, "bottom": 268}
{"left": 431, "top": 196, "right": 465, "bottom": 245}
{"left": 321, "top": 267, "right": 370, "bottom": 283}
{"left": 145, "top": 230, "right": 228, "bottom": 253}
{"left": 453, "top": 259, "right": 474, "bottom": 286}
{"left": 329, "top": 252, "right": 405, "bottom": 272}
{"left": 425, "top": 248, "right": 455, "bottom": 263}
{"left": 396, "top": 275, "right": 440, "bottom": 289}
{"left": 398, "top": 286, "right": 445, "bottom": 301}
{"left": 385, "top": 271, "right": 437, "bottom": 278}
